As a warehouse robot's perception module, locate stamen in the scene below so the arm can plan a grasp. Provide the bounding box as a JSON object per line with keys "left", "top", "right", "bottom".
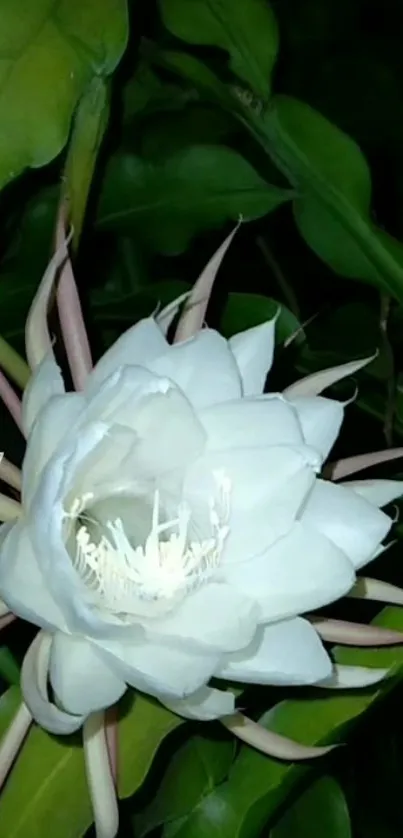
{"left": 72, "top": 476, "right": 231, "bottom": 616}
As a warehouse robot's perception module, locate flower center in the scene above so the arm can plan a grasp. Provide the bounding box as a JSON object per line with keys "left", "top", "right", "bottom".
{"left": 69, "top": 472, "right": 231, "bottom": 616}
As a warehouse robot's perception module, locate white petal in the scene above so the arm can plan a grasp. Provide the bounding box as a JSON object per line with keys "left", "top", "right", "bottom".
{"left": 21, "top": 632, "right": 85, "bottom": 735}
{"left": 0, "top": 521, "right": 67, "bottom": 632}
{"left": 29, "top": 422, "right": 128, "bottom": 637}
{"left": 22, "top": 355, "right": 65, "bottom": 436}
{"left": 148, "top": 329, "right": 242, "bottom": 408}
{"left": 83, "top": 367, "right": 206, "bottom": 479}
{"left": 222, "top": 521, "right": 355, "bottom": 621}
{"left": 288, "top": 396, "right": 344, "bottom": 460}
{"left": 147, "top": 583, "right": 259, "bottom": 653}
{"left": 87, "top": 318, "right": 168, "bottom": 394}
{"left": 200, "top": 395, "right": 304, "bottom": 451}
{"left": 156, "top": 293, "right": 190, "bottom": 335}
{"left": 83, "top": 365, "right": 169, "bottom": 427}
{"left": 22, "top": 393, "right": 85, "bottom": 509}
{"left": 96, "top": 638, "right": 219, "bottom": 700}
{"left": 164, "top": 685, "right": 236, "bottom": 720}
{"left": 185, "top": 445, "right": 319, "bottom": 564}
{"left": 229, "top": 318, "right": 276, "bottom": 395}
{"left": 342, "top": 479, "right": 403, "bottom": 508}
{"left": 174, "top": 227, "right": 238, "bottom": 343}
{"left": 318, "top": 664, "right": 388, "bottom": 688}
{"left": 285, "top": 355, "right": 373, "bottom": 397}
{"left": 49, "top": 634, "right": 126, "bottom": 716}
{"left": 301, "top": 479, "right": 393, "bottom": 568}
{"left": 217, "top": 617, "right": 332, "bottom": 685}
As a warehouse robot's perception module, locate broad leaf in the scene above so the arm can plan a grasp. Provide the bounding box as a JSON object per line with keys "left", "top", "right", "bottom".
{"left": 270, "top": 776, "right": 352, "bottom": 838}
{"left": 0, "top": 691, "right": 182, "bottom": 837}
{"left": 134, "top": 731, "right": 235, "bottom": 836}
{"left": 97, "top": 145, "right": 292, "bottom": 254}
{"left": 169, "top": 606, "right": 403, "bottom": 838}
{"left": 0, "top": 645, "right": 20, "bottom": 685}
{"left": 0, "top": 686, "right": 22, "bottom": 737}
{"left": 0, "top": 0, "right": 128, "bottom": 191}
{"left": 118, "top": 692, "right": 184, "bottom": 799}
{"left": 159, "top": 0, "right": 278, "bottom": 100}
{"left": 145, "top": 47, "right": 244, "bottom": 111}
{"left": 261, "top": 96, "right": 403, "bottom": 304}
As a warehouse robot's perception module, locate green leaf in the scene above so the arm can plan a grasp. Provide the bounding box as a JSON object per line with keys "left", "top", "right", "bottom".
{"left": 260, "top": 95, "right": 403, "bottom": 304}
{"left": 0, "top": 722, "right": 91, "bottom": 838}
{"left": 0, "top": 645, "right": 20, "bottom": 685}
{"left": 134, "top": 731, "right": 235, "bottom": 836}
{"left": 0, "top": 686, "right": 22, "bottom": 737}
{"left": 0, "top": 691, "right": 182, "bottom": 837}
{"left": 270, "top": 776, "right": 352, "bottom": 838}
{"left": 141, "top": 105, "right": 233, "bottom": 160}
{"left": 91, "top": 281, "right": 190, "bottom": 324}
{"left": 0, "top": 0, "right": 128, "bottom": 191}
{"left": 220, "top": 293, "right": 301, "bottom": 345}
{"left": 149, "top": 48, "right": 236, "bottom": 109}
{"left": 168, "top": 606, "right": 403, "bottom": 838}
{"left": 97, "top": 146, "right": 292, "bottom": 254}
{"left": 159, "top": 0, "right": 278, "bottom": 100}
{"left": 118, "top": 692, "right": 184, "bottom": 799}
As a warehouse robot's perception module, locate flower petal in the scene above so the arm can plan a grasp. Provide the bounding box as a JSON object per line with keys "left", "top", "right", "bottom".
{"left": 185, "top": 445, "right": 319, "bottom": 564}
{"left": 87, "top": 318, "right": 168, "bottom": 394}
{"left": 147, "top": 583, "right": 259, "bottom": 653}
{"left": 0, "top": 522, "right": 67, "bottom": 632}
{"left": 29, "top": 422, "right": 129, "bottom": 637}
{"left": 96, "top": 638, "right": 219, "bottom": 701}
{"left": 222, "top": 713, "right": 335, "bottom": 760}
{"left": 318, "top": 664, "right": 389, "bottom": 688}
{"left": 164, "top": 685, "right": 236, "bottom": 720}
{"left": 156, "top": 293, "right": 190, "bottom": 335}
{"left": 49, "top": 634, "right": 126, "bottom": 716}
{"left": 288, "top": 395, "right": 344, "bottom": 460}
{"left": 285, "top": 355, "right": 373, "bottom": 397}
{"left": 229, "top": 318, "right": 276, "bottom": 395}
{"left": 82, "top": 367, "right": 206, "bottom": 481}
{"left": 21, "top": 632, "right": 85, "bottom": 734}
{"left": 200, "top": 396, "right": 304, "bottom": 451}
{"left": 342, "top": 479, "right": 403, "bottom": 507}
{"left": 148, "top": 329, "right": 242, "bottom": 408}
{"left": 217, "top": 617, "right": 332, "bottom": 685}
{"left": 301, "top": 479, "right": 393, "bottom": 568}
{"left": 22, "top": 355, "right": 65, "bottom": 436}
{"left": 22, "top": 393, "right": 85, "bottom": 509}
{"left": 222, "top": 522, "right": 355, "bottom": 621}
{"left": 174, "top": 227, "right": 238, "bottom": 343}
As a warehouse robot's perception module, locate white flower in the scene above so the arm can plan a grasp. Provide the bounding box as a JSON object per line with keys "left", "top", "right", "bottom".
{"left": 0, "top": 310, "right": 400, "bottom": 731}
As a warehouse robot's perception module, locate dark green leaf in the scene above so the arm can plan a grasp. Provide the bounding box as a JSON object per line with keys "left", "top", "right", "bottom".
{"left": 98, "top": 146, "right": 292, "bottom": 254}
{"left": 270, "top": 776, "right": 352, "bottom": 838}
{"left": 159, "top": 0, "right": 278, "bottom": 100}
{"left": 169, "top": 607, "right": 403, "bottom": 838}
{"left": 261, "top": 96, "right": 403, "bottom": 304}
{"left": 0, "top": 645, "right": 20, "bottom": 685}
{"left": 118, "top": 691, "right": 184, "bottom": 799}
{"left": 0, "top": 686, "right": 22, "bottom": 737}
{"left": 134, "top": 732, "right": 235, "bottom": 836}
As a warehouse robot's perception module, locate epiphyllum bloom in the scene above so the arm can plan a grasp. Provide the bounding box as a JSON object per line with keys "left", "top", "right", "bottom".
{"left": 0, "top": 232, "right": 402, "bottom": 735}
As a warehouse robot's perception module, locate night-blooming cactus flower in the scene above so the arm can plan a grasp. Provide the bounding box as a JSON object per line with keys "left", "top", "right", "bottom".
{"left": 0, "top": 235, "right": 402, "bottom": 735}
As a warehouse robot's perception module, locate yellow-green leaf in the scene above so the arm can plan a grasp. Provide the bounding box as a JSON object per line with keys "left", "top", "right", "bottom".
{"left": 0, "top": 0, "right": 128, "bottom": 192}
